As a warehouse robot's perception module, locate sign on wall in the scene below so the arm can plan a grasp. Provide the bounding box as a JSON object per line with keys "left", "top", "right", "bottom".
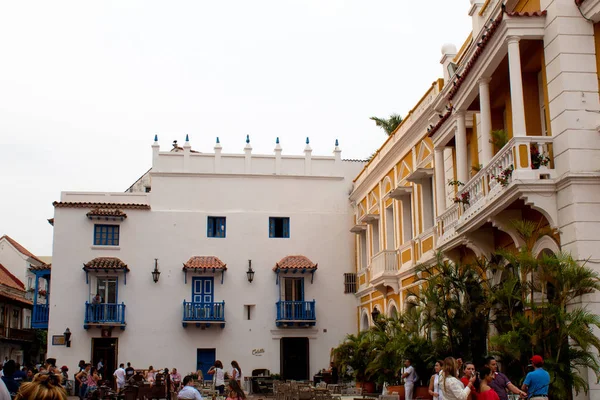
{"left": 252, "top": 348, "right": 265, "bottom": 356}
{"left": 52, "top": 335, "right": 65, "bottom": 346}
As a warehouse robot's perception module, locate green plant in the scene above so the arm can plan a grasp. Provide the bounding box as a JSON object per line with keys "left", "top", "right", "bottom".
{"left": 270, "top": 373, "right": 281, "bottom": 381}
{"left": 370, "top": 114, "right": 403, "bottom": 136}
{"left": 490, "top": 129, "right": 509, "bottom": 150}
{"left": 453, "top": 192, "right": 470, "bottom": 205}
{"left": 530, "top": 145, "right": 550, "bottom": 169}
{"left": 491, "top": 165, "right": 513, "bottom": 187}
{"left": 472, "top": 164, "right": 483, "bottom": 173}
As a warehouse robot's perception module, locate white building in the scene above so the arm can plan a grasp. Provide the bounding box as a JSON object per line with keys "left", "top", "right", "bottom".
{"left": 47, "top": 135, "right": 364, "bottom": 382}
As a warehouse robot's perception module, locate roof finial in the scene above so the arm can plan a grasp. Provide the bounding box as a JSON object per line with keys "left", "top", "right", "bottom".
{"left": 246, "top": 134, "right": 250, "bottom": 144}
{"left": 185, "top": 134, "right": 189, "bottom": 142}
{"left": 306, "top": 137, "right": 310, "bottom": 144}
{"left": 154, "top": 134, "right": 158, "bottom": 142}
{"left": 335, "top": 139, "right": 339, "bottom": 147}
{"left": 216, "top": 137, "right": 220, "bottom": 144}
{"left": 276, "top": 137, "right": 280, "bottom": 144}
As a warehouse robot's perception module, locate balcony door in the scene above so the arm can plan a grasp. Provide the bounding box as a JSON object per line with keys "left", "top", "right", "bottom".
{"left": 193, "top": 277, "right": 214, "bottom": 304}
{"left": 96, "top": 278, "right": 117, "bottom": 304}
{"left": 281, "top": 278, "right": 303, "bottom": 302}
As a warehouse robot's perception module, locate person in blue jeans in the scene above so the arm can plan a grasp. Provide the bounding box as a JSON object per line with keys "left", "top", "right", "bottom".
{"left": 522, "top": 355, "right": 550, "bottom": 399}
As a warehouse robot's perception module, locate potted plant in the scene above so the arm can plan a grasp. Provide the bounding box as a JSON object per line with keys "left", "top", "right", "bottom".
{"left": 530, "top": 145, "right": 550, "bottom": 170}
{"left": 333, "top": 331, "right": 376, "bottom": 393}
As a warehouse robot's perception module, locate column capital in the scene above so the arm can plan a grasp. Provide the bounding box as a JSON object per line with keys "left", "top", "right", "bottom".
{"left": 507, "top": 36, "right": 521, "bottom": 45}
{"left": 478, "top": 77, "right": 492, "bottom": 86}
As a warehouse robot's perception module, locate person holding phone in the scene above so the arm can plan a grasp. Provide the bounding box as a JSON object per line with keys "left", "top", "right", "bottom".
{"left": 460, "top": 362, "right": 477, "bottom": 400}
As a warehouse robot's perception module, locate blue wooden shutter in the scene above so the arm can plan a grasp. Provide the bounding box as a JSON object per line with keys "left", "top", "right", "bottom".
{"left": 207, "top": 217, "right": 214, "bottom": 237}
{"left": 283, "top": 218, "right": 290, "bottom": 238}
{"left": 217, "top": 217, "right": 226, "bottom": 238}
{"left": 269, "top": 218, "right": 275, "bottom": 238}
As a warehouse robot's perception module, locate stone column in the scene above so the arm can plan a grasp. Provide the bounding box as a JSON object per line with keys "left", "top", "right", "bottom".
{"left": 507, "top": 36, "right": 527, "bottom": 137}
{"left": 455, "top": 111, "right": 469, "bottom": 184}
{"left": 478, "top": 78, "right": 493, "bottom": 164}
{"left": 434, "top": 148, "right": 446, "bottom": 215}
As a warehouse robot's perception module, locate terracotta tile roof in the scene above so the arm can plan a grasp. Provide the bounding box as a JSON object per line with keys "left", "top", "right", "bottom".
{"left": 53, "top": 202, "right": 150, "bottom": 210}
{"left": 506, "top": 10, "right": 547, "bottom": 17}
{"left": 0, "top": 264, "right": 25, "bottom": 291}
{"left": 0, "top": 235, "right": 46, "bottom": 265}
{"left": 273, "top": 255, "right": 318, "bottom": 272}
{"left": 30, "top": 264, "right": 52, "bottom": 271}
{"left": 83, "top": 257, "right": 129, "bottom": 272}
{"left": 86, "top": 209, "right": 128, "bottom": 219}
{"left": 183, "top": 256, "right": 227, "bottom": 271}
{"left": 427, "top": 108, "right": 453, "bottom": 138}
{"left": 448, "top": 12, "right": 503, "bottom": 101}
{"left": 0, "top": 289, "right": 32, "bottom": 306}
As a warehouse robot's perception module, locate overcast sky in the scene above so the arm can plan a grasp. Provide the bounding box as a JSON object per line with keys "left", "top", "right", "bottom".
{"left": 0, "top": 1, "right": 472, "bottom": 255}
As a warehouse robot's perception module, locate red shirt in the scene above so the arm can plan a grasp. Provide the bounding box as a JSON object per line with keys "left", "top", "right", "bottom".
{"left": 478, "top": 389, "right": 499, "bottom": 400}
{"left": 460, "top": 376, "right": 478, "bottom": 400}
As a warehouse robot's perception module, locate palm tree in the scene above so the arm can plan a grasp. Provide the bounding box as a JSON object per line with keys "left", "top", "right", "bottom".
{"left": 370, "top": 114, "right": 403, "bottom": 136}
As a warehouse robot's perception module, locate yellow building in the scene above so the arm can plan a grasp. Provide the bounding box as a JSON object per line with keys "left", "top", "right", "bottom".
{"left": 349, "top": 0, "right": 600, "bottom": 354}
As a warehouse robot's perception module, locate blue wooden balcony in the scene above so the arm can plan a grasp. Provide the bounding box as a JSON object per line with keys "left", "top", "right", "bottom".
{"left": 276, "top": 300, "right": 316, "bottom": 327}
{"left": 182, "top": 301, "right": 225, "bottom": 328}
{"left": 84, "top": 302, "right": 126, "bottom": 330}
{"left": 32, "top": 304, "right": 49, "bottom": 329}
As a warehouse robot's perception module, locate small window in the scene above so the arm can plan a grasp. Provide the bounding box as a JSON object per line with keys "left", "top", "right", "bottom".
{"left": 27, "top": 277, "right": 32, "bottom": 290}
{"left": 25, "top": 316, "right": 30, "bottom": 328}
{"left": 93, "top": 225, "right": 120, "bottom": 246}
{"left": 207, "top": 217, "right": 226, "bottom": 238}
{"left": 344, "top": 273, "right": 357, "bottom": 294}
{"left": 244, "top": 305, "right": 255, "bottom": 320}
{"left": 269, "top": 217, "right": 290, "bottom": 238}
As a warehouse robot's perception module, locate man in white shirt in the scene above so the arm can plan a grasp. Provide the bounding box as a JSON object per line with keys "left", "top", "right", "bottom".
{"left": 178, "top": 375, "right": 203, "bottom": 400}
{"left": 401, "top": 359, "right": 416, "bottom": 400}
{"left": 113, "top": 363, "right": 126, "bottom": 393}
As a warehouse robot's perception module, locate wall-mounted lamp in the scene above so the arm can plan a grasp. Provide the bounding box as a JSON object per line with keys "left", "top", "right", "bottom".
{"left": 152, "top": 259, "right": 161, "bottom": 283}
{"left": 64, "top": 328, "right": 71, "bottom": 348}
{"left": 371, "top": 306, "right": 380, "bottom": 322}
{"left": 246, "top": 260, "right": 255, "bottom": 283}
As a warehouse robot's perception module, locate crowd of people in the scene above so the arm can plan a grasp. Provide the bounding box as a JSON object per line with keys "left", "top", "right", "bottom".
{"left": 0, "top": 356, "right": 247, "bottom": 400}
{"left": 421, "top": 355, "right": 549, "bottom": 400}
{"left": 0, "top": 357, "right": 70, "bottom": 400}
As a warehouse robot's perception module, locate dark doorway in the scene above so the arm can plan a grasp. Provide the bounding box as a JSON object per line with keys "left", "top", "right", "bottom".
{"left": 197, "top": 349, "right": 216, "bottom": 382}
{"left": 281, "top": 337, "right": 309, "bottom": 380}
{"left": 92, "top": 338, "right": 117, "bottom": 384}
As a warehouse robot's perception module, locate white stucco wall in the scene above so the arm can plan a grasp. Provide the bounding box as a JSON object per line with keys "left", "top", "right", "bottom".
{"left": 48, "top": 154, "right": 364, "bottom": 378}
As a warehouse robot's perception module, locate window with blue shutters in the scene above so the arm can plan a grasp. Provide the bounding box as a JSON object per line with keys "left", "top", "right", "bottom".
{"left": 269, "top": 217, "right": 290, "bottom": 238}
{"left": 207, "top": 217, "right": 226, "bottom": 238}
{"left": 93, "top": 225, "right": 120, "bottom": 246}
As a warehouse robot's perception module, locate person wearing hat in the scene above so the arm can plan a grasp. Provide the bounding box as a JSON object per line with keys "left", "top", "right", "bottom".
{"left": 522, "top": 355, "right": 550, "bottom": 399}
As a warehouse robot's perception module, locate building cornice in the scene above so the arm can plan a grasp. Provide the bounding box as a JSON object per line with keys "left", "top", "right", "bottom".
{"left": 150, "top": 172, "right": 344, "bottom": 181}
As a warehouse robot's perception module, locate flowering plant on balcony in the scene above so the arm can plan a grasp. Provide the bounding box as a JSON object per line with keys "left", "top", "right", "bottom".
{"left": 491, "top": 166, "right": 514, "bottom": 187}
{"left": 453, "top": 192, "right": 470, "bottom": 205}
{"left": 530, "top": 145, "right": 550, "bottom": 169}
{"left": 38, "top": 289, "right": 47, "bottom": 297}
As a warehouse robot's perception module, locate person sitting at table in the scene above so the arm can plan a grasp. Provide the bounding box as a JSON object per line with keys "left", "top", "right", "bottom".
{"left": 177, "top": 375, "right": 202, "bottom": 400}
{"left": 195, "top": 370, "right": 204, "bottom": 384}
{"left": 171, "top": 368, "right": 182, "bottom": 391}
{"left": 145, "top": 366, "right": 156, "bottom": 386}
{"left": 226, "top": 379, "right": 246, "bottom": 400}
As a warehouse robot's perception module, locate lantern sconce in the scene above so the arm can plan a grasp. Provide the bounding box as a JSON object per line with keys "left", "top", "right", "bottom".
{"left": 371, "top": 306, "right": 380, "bottom": 322}
{"left": 152, "top": 259, "right": 161, "bottom": 283}
{"left": 64, "top": 327, "right": 71, "bottom": 348}
{"left": 246, "top": 260, "right": 255, "bottom": 283}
